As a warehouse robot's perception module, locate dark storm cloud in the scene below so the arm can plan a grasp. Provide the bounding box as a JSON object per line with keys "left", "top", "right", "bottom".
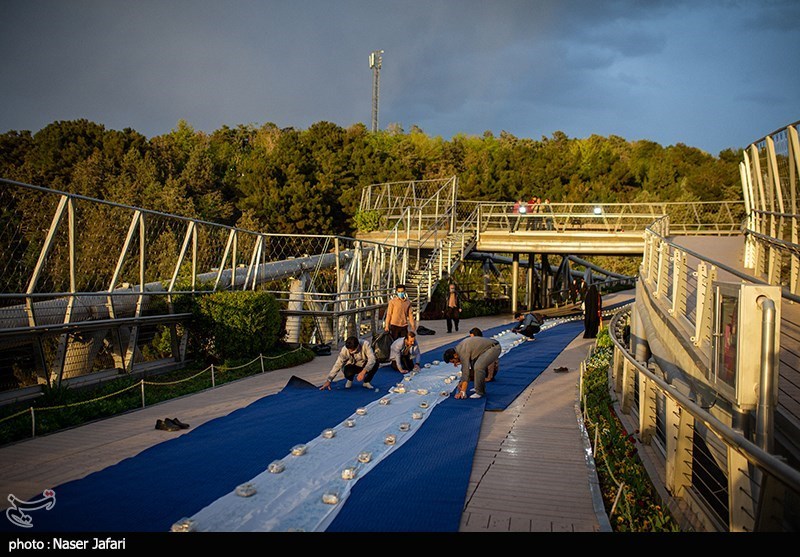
{"left": 0, "top": 0, "right": 797, "bottom": 155}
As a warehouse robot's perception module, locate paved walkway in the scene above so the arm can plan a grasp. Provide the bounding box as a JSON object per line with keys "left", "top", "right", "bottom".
{"left": 0, "top": 293, "right": 634, "bottom": 532}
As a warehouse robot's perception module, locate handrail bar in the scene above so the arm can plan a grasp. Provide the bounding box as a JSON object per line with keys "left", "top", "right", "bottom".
{"left": 645, "top": 222, "right": 800, "bottom": 304}
{"left": 608, "top": 307, "right": 800, "bottom": 491}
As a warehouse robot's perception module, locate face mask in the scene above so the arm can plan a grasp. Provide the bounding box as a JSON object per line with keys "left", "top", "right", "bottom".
{"left": 449, "top": 287, "right": 455, "bottom": 292}
{"left": 397, "top": 292, "right": 406, "bottom": 298}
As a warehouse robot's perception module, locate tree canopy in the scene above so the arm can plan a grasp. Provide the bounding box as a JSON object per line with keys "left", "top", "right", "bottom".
{"left": 0, "top": 119, "right": 744, "bottom": 236}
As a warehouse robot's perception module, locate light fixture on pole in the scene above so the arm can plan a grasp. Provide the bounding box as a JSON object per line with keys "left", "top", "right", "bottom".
{"left": 369, "top": 50, "right": 383, "bottom": 133}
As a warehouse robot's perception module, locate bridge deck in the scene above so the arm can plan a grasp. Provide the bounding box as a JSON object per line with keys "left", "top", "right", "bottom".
{"left": 0, "top": 295, "right": 639, "bottom": 532}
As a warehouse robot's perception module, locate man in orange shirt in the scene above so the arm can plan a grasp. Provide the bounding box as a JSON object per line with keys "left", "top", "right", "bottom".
{"left": 384, "top": 284, "right": 416, "bottom": 340}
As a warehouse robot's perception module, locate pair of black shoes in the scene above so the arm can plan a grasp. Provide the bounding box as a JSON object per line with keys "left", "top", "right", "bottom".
{"left": 155, "top": 418, "right": 190, "bottom": 432}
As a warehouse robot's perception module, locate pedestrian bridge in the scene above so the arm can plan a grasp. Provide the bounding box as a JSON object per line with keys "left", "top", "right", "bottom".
{"left": 0, "top": 121, "right": 798, "bottom": 532}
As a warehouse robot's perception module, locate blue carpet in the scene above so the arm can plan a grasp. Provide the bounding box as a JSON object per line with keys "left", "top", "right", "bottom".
{"left": 484, "top": 320, "right": 585, "bottom": 411}
{"left": 9, "top": 376, "right": 388, "bottom": 533}
{"left": 328, "top": 391, "right": 486, "bottom": 532}
{"left": 3, "top": 315, "right": 599, "bottom": 533}
{"left": 326, "top": 320, "right": 585, "bottom": 532}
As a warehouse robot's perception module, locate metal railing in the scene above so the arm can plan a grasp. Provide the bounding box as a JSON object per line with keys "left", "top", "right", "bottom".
{"left": 606, "top": 305, "right": 800, "bottom": 531}
{"left": 0, "top": 179, "right": 414, "bottom": 392}
{"left": 359, "top": 176, "right": 458, "bottom": 223}
{"left": 473, "top": 201, "right": 746, "bottom": 236}
{"left": 404, "top": 204, "right": 480, "bottom": 318}
{"left": 740, "top": 121, "right": 800, "bottom": 297}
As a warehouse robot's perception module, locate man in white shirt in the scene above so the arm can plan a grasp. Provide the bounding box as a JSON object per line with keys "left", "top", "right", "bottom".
{"left": 389, "top": 330, "right": 421, "bottom": 374}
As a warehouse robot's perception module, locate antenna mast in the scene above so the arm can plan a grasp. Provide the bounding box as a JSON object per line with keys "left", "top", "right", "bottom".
{"left": 369, "top": 50, "right": 383, "bottom": 133}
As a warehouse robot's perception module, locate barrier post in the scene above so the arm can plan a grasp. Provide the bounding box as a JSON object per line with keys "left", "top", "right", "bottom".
{"left": 30, "top": 407, "right": 35, "bottom": 439}
{"left": 211, "top": 364, "right": 216, "bottom": 388}
{"left": 141, "top": 380, "right": 145, "bottom": 408}
{"left": 260, "top": 354, "right": 265, "bottom": 374}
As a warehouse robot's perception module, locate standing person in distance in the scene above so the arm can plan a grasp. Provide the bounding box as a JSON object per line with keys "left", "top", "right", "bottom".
{"left": 319, "top": 336, "right": 379, "bottom": 391}
{"left": 444, "top": 282, "right": 463, "bottom": 333}
{"left": 389, "top": 330, "right": 421, "bottom": 374}
{"left": 583, "top": 283, "right": 603, "bottom": 339}
{"left": 384, "top": 284, "right": 416, "bottom": 341}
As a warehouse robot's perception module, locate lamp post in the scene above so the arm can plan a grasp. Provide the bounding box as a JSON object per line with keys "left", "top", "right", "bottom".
{"left": 369, "top": 50, "right": 383, "bottom": 133}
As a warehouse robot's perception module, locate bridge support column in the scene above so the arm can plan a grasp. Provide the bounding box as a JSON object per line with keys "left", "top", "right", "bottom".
{"left": 284, "top": 276, "right": 306, "bottom": 346}
{"left": 620, "top": 359, "right": 637, "bottom": 415}
{"left": 728, "top": 446, "right": 757, "bottom": 532}
{"left": 638, "top": 375, "right": 658, "bottom": 443}
{"left": 526, "top": 254, "right": 534, "bottom": 310}
{"left": 482, "top": 259, "right": 492, "bottom": 298}
{"left": 535, "top": 254, "right": 546, "bottom": 309}
{"left": 511, "top": 253, "right": 519, "bottom": 313}
{"left": 631, "top": 304, "right": 651, "bottom": 364}
{"left": 612, "top": 346, "right": 625, "bottom": 395}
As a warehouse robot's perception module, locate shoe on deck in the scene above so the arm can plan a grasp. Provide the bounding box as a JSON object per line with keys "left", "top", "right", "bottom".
{"left": 469, "top": 393, "right": 483, "bottom": 399}
{"left": 170, "top": 417, "right": 190, "bottom": 429}
{"left": 362, "top": 382, "right": 374, "bottom": 389}
{"left": 345, "top": 380, "right": 353, "bottom": 389}
{"left": 155, "top": 419, "right": 180, "bottom": 432}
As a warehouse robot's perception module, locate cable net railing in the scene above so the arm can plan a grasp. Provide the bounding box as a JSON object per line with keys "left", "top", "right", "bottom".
{"left": 358, "top": 176, "right": 457, "bottom": 219}
{"left": 742, "top": 121, "right": 800, "bottom": 296}
{"left": 607, "top": 307, "right": 800, "bottom": 531}
{"left": 0, "top": 179, "right": 410, "bottom": 392}
{"left": 474, "top": 201, "right": 745, "bottom": 235}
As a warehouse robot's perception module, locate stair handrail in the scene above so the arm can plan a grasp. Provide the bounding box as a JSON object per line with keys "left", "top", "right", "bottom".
{"left": 409, "top": 204, "right": 481, "bottom": 318}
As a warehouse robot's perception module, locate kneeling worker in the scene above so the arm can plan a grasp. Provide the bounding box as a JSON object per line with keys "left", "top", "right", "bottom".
{"left": 512, "top": 311, "right": 544, "bottom": 339}
{"left": 443, "top": 335, "right": 501, "bottom": 399}
{"left": 468, "top": 328, "right": 498, "bottom": 381}
{"left": 320, "top": 336, "right": 379, "bottom": 391}
{"left": 389, "top": 330, "right": 421, "bottom": 374}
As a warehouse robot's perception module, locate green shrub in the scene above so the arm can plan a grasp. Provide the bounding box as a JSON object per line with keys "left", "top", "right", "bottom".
{"left": 353, "top": 209, "right": 384, "bottom": 232}
{"left": 595, "top": 325, "right": 613, "bottom": 349}
{"left": 194, "top": 291, "right": 282, "bottom": 360}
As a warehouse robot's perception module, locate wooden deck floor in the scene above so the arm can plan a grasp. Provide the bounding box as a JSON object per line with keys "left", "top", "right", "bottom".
{"left": 0, "top": 297, "right": 633, "bottom": 532}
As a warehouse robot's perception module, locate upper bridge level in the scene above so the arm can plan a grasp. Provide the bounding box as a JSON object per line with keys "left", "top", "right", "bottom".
{"left": 355, "top": 177, "right": 746, "bottom": 256}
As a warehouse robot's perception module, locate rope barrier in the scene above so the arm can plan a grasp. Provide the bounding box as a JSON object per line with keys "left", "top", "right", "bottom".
{"left": 0, "top": 346, "right": 310, "bottom": 438}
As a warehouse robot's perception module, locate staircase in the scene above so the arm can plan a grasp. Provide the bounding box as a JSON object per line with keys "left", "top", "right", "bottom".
{"left": 404, "top": 227, "right": 478, "bottom": 319}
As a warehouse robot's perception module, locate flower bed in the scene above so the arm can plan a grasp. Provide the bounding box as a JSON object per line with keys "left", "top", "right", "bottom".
{"left": 581, "top": 327, "right": 680, "bottom": 532}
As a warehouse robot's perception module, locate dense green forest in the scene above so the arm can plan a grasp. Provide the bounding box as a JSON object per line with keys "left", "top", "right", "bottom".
{"left": 0, "top": 118, "right": 744, "bottom": 236}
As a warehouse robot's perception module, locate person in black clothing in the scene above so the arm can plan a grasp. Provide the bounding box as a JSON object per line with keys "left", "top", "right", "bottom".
{"left": 583, "top": 283, "right": 602, "bottom": 338}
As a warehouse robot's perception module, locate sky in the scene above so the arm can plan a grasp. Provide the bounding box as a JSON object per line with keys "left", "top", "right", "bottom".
{"left": 1, "top": 0, "right": 798, "bottom": 156}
